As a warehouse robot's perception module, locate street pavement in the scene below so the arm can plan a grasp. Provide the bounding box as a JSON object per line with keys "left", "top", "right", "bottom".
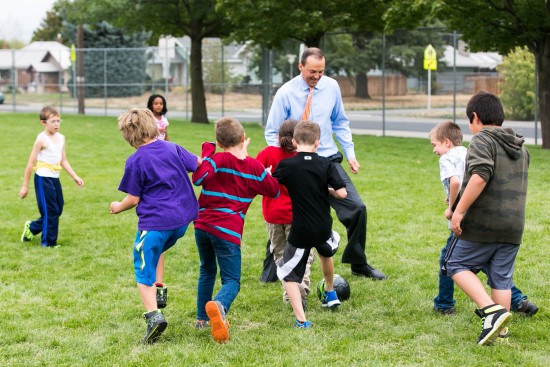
{"left": 1, "top": 103, "right": 541, "bottom": 145}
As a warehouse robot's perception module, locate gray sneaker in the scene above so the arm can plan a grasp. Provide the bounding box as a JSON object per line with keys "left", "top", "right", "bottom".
{"left": 142, "top": 310, "right": 167, "bottom": 344}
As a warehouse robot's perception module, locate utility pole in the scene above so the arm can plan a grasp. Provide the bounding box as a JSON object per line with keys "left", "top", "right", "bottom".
{"left": 77, "top": 24, "right": 85, "bottom": 114}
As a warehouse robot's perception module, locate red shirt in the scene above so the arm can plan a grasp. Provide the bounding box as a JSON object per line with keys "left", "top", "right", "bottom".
{"left": 256, "top": 146, "right": 296, "bottom": 224}
{"left": 192, "top": 142, "right": 280, "bottom": 245}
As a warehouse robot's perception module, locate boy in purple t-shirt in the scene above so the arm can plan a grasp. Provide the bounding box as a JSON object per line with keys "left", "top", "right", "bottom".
{"left": 110, "top": 108, "right": 201, "bottom": 344}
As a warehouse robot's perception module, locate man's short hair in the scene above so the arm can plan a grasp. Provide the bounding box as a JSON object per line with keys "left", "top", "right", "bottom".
{"left": 216, "top": 117, "right": 244, "bottom": 148}
{"left": 300, "top": 47, "right": 325, "bottom": 66}
{"left": 466, "top": 91, "right": 505, "bottom": 126}
{"left": 293, "top": 120, "right": 320, "bottom": 145}
{"left": 118, "top": 108, "right": 159, "bottom": 148}
{"left": 429, "top": 120, "right": 463, "bottom": 146}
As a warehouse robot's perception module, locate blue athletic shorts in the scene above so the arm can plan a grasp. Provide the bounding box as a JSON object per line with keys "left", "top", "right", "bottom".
{"left": 134, "top": 225, "right": 189, "bottom": 286}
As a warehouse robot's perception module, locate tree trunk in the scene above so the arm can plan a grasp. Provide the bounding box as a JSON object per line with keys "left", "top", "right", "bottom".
{"left": 538, "top": 42, "right": 550, "bottom": 149}
{"left": 190, "top": 36, "right": 208, "bottom": 123}
{"left": 355, "top": 73, "right": 371, "bottom": 99}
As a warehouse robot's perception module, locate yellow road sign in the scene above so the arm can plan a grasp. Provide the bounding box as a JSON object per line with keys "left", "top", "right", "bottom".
{"left": 423, "top": 44, "right": 437, "bottom": 71}
{"left": 70, "top": 44, "right": 76, "bottom": 63}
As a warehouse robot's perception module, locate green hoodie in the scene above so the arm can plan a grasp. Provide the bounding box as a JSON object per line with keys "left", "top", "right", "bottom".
{"left": 459, "top": 126, "right": 530, "bottom": 244}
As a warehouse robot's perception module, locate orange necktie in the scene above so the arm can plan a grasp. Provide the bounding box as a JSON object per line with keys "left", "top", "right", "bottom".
{"left": 301, "top": 87, "right": 314, "bottom": 121}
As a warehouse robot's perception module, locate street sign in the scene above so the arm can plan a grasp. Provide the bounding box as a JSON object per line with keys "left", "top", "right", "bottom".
{"left": 70, "top": 44, "right": 76, "bottom": 63}
{"left": 423, "top": 44, "right": 437, "bottom": 71}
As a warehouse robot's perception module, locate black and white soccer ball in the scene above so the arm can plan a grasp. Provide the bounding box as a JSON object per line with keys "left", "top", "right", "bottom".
{"left": 317, "top": 274, "right": 351, "bottom": 301}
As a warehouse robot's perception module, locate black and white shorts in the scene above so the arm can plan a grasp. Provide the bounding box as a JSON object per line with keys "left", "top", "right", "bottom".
{"left": 277, "top": 230, "right": 340, "bottom": 283}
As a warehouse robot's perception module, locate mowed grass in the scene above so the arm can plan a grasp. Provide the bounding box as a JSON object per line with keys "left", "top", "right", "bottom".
{"left": 1, "top": 112, "right": 549, "bottom": 367}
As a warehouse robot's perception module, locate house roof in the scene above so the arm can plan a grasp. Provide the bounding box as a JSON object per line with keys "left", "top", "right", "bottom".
{"left": 31, "top": 62, "right": 59, "bottom": 73}
{"left": 442, "top": 45, "right": 502, "bottom": 69}
{"left": 14, "top": 41, "right": 71, "bottom": 70}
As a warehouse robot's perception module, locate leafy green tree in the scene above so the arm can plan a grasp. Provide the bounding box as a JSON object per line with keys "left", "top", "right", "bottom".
{"left": 60, "top": 0, "right": 230, "bottom": 123}
{"left": 31, "top": 9, "right": 64, "bottom": 42}
{"left": 427, "top": 0, "right": 549, "bottom": 148}
{"left": 498, "top": 47, "right": 535, "bottom": 121}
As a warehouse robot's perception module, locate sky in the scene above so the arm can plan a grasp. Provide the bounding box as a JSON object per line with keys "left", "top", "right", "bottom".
{"left": 0, "top": 0, "right": 57, "bottom": 43}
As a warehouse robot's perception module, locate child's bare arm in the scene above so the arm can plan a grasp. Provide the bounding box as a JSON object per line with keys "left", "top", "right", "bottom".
{"left": 110, "top": 194, "right": 140, "bottom": 214}
{"left": 451, "top": 174, "right": 486, "bottom": 236}
{"left": 444, "top": 175, "right": 461, "bottom": 219}
{"left": 19, "top": 137, "right": 43, "bottom": 199}
{"left": 60, "top": 146, "right": 84, "bottom": 187}
{"left": 329, "top": 187, "right": 347, "bottom": 199}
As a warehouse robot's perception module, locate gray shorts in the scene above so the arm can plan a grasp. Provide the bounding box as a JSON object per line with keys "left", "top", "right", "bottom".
{"left": 443, "top": 238, "right": 519, "bottom": 290}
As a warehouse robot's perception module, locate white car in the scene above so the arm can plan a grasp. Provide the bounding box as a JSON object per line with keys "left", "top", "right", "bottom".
{"left": 0, "top": 91, "right": 4, "bottom": 104}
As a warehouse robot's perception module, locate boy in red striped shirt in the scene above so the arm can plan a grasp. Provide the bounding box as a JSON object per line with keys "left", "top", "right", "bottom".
{"left": 192, "top": 117, "right": 280, "bottom": 343}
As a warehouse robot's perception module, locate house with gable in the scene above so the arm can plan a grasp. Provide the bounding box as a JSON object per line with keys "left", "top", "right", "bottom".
{"left": 0, "top": 41, "right": 71, "bottom": 93}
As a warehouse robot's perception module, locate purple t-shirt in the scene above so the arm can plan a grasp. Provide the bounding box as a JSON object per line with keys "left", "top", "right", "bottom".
{"left": 118, "top": 139, "right": 199, "bottom": 230}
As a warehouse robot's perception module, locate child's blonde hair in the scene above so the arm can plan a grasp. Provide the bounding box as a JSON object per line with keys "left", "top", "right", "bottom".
{"left": 293, "top": 120, "right": 320, "bottom": 145}
{"left": 279, "top": 119, "right": 298, "bottom": 153}
{"left": 40, "top": 106, "right": 59, "bottom": 121}
{"left": 215, "top": 117, "right": 244, "bottom": 148}
{"left": 118, "top": 108, "right": 159, "bottom": 148}
{"left": 429, "top": 120, "right": 463, "bottom": 146}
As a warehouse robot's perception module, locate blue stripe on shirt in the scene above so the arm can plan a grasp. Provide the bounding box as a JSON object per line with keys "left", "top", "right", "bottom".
{"left": 217, "top": 167, "right": 267, "bottom": 181}
{"left": 201, "top": 189, "right": 253, "bottom": 203}
{"left": 200, "top": 207, "right": 246, "bottom": 220}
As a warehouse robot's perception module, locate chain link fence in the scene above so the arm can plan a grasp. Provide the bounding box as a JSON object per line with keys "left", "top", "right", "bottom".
{"left": 0, "top": 31, "right": 505, "bottom": 121}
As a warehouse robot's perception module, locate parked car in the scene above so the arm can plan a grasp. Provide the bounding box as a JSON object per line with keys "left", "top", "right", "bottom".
{"left": 0, "top": 91, "right": 4, "bottom": 104}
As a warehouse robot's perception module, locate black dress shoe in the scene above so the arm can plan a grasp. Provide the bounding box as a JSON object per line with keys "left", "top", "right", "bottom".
{"left": 351, "top": 264, "right": 387, "bottom": 280}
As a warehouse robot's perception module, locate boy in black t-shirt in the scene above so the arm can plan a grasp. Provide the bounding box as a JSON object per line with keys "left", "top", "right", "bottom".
{"left": 273, "top": 120, "right": 347, "bottom": 328}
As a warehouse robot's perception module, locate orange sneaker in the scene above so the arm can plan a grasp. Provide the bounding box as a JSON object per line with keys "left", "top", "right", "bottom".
{"left": 205, "top": 301, "right": 230, "bottom": 343}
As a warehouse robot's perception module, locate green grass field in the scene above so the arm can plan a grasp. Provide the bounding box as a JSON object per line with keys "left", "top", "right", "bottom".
{"left": 1, "top": 112, "right": 548, "bottom": 367}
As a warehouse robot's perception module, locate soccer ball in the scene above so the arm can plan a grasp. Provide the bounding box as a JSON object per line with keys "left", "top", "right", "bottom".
{"left": 317, "top": 274, "right": 351, "bottom": 301}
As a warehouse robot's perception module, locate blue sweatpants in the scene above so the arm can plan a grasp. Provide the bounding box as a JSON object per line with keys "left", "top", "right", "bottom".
{"left": 29, "top": 175, "right": 64, "bottom": 247}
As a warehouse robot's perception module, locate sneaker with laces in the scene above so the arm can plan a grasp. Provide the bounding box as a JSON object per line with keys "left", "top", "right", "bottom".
{"left": 205, "top": 300, "right": 230, "bottom": 343}
{"left": 322, "top": 289, "right": 341, "bottom": 309}
{"left": 195, "top": 320, "right": 210, "bottom": 330}
{"left": 475, "top": 304, "right": 512, "bottom": 346}
{"left": 21, "top": 221, "right": 33, "bottom": 242}
{"left": 294, "top": 319, "right": 312, "bottom": 328}
{"left": 515, "top": 300, "right": 538, "bottom": 317}
{"left": 156, "top": 283, "right": 167, "bottom": 309}
{"left": 142, "top": 310, "right": 167, "bottom": 344}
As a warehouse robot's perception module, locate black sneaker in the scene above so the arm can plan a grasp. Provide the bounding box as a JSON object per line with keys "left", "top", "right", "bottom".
{"left": 433, "top": 306, "right": 456, "bottom": 315}
{"left": 142, "top": 310, "right": 167, "bottom": 344}
{"left": 515, "top": 300, "right": 538, "bottom": 317}
{"left": 475, "top": 304, "right": 512, "bottom": 346}
{"left": 156, "top": 283, "right": 167, "bottom": 309}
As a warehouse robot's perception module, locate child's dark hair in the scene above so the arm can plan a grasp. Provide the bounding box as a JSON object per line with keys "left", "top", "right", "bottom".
{"left": 466, "top": 91, "right": 504, "bottom": 126}
{"left": 216, "top": 117, "right": 244, "bottom": 148}
{"left": 147, "top": 94, "right": 168, "bottom": 116}
{"left": 279, "top": 119, "right": 298, "bottom": 153}
{"left": 293, "top": 120, "right": 320, "bottom": 145}
{"left": 429, "top": 121, "right": 463, "bottom": 146}
{"left": 40, "top": 106, "right": 59, "bottom": 121}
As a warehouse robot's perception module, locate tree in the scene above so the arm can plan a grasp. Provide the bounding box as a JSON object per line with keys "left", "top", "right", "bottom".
{"left": 32, "top": 10, "right": 64, "bottom": 42}
{"left": 498, "top": 47, "right": 536, "bottom": 121}
{"left": 436, "top": 1, "right": 550, "bottom": 148}
{"left": 61, "top": 0, "right": 230, "bottom": 123}
{"left": 219, "top": 0, "right": 387, "bottom": 49}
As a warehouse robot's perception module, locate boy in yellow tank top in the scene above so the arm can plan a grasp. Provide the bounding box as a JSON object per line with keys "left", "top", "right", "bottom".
{"left": 19, "top": 106, "right": 84, "bottom": 247}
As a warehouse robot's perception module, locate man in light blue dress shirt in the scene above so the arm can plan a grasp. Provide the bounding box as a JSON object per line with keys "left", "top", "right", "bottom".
{"left": 265, "top": 47, "right": 386, "bottom": 280}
